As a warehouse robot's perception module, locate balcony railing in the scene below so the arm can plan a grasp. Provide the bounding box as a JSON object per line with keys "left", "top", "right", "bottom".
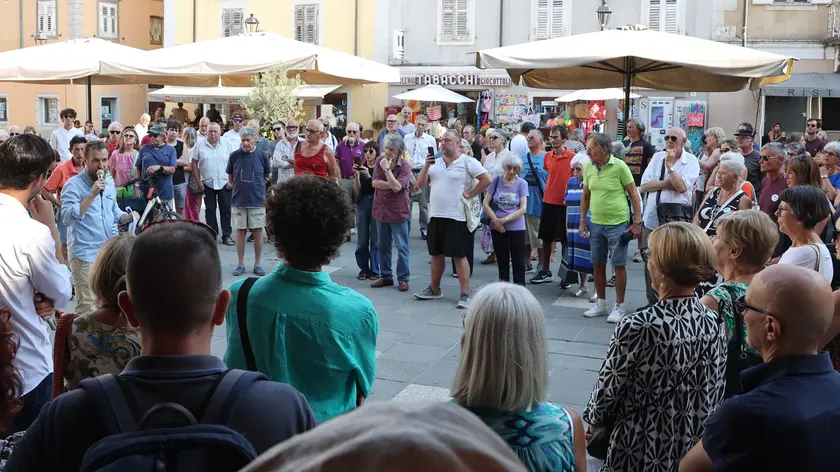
{"left": 830, "top": 1, "right": 840, "bottom": 43}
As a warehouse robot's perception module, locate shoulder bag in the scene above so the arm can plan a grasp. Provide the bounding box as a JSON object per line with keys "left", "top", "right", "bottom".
{"left": 719, "top": 285, "right": 763, "bottom": 398}
{"left": 480, "top": 176, "right": 501, "bottom": 226}
{"left": 587, "top": 319, "right": 720, "bottom": 460}
{"left": 524, "top": 153, "right": 545, "bottom": 200}
{"left": 235, "top": 277, "right": 259, "bottom": 372}
{"left": 655, "top": 157, "right": 694, "bottom": 224}
{"left": 808, "top": 243, "right": 823, "bottom": 273}
{"left": 460, "top": 160, "right": 483, "bottom": 233}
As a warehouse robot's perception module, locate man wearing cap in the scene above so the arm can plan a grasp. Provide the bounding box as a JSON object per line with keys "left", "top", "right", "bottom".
{"left": 135, "top": 125, "right": 177, "bottom": 210}
{"left": 224, "top": 112, "right": 245, "bottom": 142}
{"left": 735, "top": 122, "right": 763, "bottom": 200}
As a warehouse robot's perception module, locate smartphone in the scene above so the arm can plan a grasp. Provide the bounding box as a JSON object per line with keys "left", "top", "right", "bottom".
{"left": 427, "top": 146, "right": 435, "bottom": 157}
{"left": 353, "top": 156, "right": 361, "bottom": 165}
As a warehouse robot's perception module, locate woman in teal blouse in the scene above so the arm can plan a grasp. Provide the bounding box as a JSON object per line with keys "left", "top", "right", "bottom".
{"left": 453, "top": 282, "right": 586, "bottom": 472}
{"left": 224, "top": 176, "right": 378, "bottom": 423}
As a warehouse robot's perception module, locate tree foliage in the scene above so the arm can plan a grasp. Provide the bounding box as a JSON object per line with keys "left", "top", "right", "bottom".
{"left": 243, "top": 66, "right": 304, "bottom": 131}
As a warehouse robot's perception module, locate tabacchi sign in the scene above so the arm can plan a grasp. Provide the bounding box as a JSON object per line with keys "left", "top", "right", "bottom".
{"left": 394, "top": 74, "right": 512, "bottom": 87}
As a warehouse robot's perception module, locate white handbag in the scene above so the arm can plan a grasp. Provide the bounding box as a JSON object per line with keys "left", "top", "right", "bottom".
{"left": 461, "top": 163, "right": 481, "bottom": 233}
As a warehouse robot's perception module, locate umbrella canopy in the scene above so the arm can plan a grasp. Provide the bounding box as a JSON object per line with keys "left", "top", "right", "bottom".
{"left": 101, "top": 32, "right": 400, "bottom": 86}
{"left": 555, "top": 88, "right": 642, "bottom": 102}
{"left": 0, "top": 37, "right": 147, "bottom": 85}
{"left": 146, "top": 84, "right": 341, "bottom": 106}
{"left": 475, "top": 29, "right": 796, "bottom": 92}
{"left": 392, "top": 84, "right": 473, "bottom": 103}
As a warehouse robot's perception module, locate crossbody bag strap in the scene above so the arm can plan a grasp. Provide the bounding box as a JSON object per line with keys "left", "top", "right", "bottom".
{"left": 720, "top": 285, "right": 746, "bottom": 357}
{"left": 656, "top": 157, "right": 667, "bottom": 207}
{"left": 809, "top": 243, "right": 823, "bottom": 273}
{"left": 526, "top": 153, "right": 544, "bottom": 198}
{"left": 236, "top": 277, "right": 259, "bottom": 372}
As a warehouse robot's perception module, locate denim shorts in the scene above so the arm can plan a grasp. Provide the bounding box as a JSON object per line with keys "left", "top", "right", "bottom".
{"left": 589, "top": 221, "right": 629, "bottom": 266}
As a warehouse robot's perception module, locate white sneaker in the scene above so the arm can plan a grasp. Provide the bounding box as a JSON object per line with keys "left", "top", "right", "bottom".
{"left": 583, "top": 300, "right": 609, "bottom": 318}
{"left": 351, "top": 228, "right": 357, "bottom": 235}
{"left": 607, "top": 304, "right": 626, "bottom": 323}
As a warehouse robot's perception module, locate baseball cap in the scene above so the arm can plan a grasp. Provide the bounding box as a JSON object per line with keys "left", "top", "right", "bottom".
{"left": 147, "top": 125, "right": 165, "bottom": 136}
{"left": 734, "top": 123, "right": 755, "bottom": 138}
{"left": 232, "top": 112, "right": 244, "bottom": 122}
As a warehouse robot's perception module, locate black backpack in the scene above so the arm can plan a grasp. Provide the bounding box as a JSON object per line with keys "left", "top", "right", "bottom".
{"left": 720, "top": 285, "right": 763, "bottom": 398}
{"left": 78, "top": 369, "right": 265, "bottom": 472}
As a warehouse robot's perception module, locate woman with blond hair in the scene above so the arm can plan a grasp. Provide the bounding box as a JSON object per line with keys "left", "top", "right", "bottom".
{"left": 454, "top": 282, "right": 586, "bottom": 472}
{"left": 584, "top": 222, "right": 726, "bottom": 470}
{"left": 108, "top": 126, "right": 140, "bottom": 201}
{"left": 182, "top": 127, "right": 202, "bottom": 221}
{"left": 701, "top": 210, "right": 778, "bottom": 398}
{"left": 52, "top": 234, "right": 141, "bottom": 397}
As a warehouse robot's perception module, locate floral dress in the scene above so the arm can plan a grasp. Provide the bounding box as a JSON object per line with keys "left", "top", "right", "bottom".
{"left": 584, "top": 297, "right": 727, "bottom": 472}
{"left": 63, "top": 315, "right": 142, "bottom": 391}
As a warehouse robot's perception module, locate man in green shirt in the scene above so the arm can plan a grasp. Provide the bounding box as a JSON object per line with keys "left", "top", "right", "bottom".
{"left": 579, "top": 133, "right": 643, "bottom": 323}
{"left": 224, "top": 176, "right": 378, "bottom": 424}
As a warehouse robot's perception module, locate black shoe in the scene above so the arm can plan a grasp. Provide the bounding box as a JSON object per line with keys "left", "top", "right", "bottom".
{"left": 588, "top": 275, "right": 594, "bottom": 282}
{"left": 345, "top": 235, "right": 352, "bottom": 243}
{"left": 607, "top": 275, "right": 616, "bottom": 287}
{"left": 530, "top": 270, "right": 554, "bottom": 284}
{"left": 559, "top": 281, "right": 572, "bottom": 290}
{"left": 420, "top": 229, "right": 427, "bottom": 240}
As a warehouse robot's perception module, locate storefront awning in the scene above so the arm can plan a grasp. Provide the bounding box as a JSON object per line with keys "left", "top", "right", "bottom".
{"left": 763, "top": 72, "right": 840, "bottom": 98}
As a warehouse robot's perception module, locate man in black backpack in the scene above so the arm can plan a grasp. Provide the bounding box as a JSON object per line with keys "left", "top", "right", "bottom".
{"left": 6, "top": 221, "right": 317, "bottom": 472}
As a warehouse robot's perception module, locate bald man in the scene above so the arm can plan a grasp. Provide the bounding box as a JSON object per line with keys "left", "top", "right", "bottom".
{"left": 377, "top": 114, "right": 406, "bottom": 151}
{"left": 197, "top": 116, "right": 210, "bottom": 141}
{"left": 680, "top": 264, "right": 840, "bottom": 472}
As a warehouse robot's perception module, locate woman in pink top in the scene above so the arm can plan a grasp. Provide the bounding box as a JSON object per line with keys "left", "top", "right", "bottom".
{"left": 109, "top": 127, "right": 140, "bottom": 199}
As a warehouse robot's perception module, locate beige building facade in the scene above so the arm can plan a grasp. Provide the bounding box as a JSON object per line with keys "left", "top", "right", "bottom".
{"left": 708, "top": 0, "right": 840, "bottom": 141}
{"left": 0, "top": 0, "right": 164, "bottom": 136}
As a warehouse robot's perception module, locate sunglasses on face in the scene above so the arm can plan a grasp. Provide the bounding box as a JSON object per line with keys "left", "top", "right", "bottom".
{"left": 807, "top": 124, "right": 818, "bottom": 128}
{"left": 365, "top": 148, "right": 376, "bottom": 154}
{"left": 9, "top": 132, "right": 19, "bottom": 136}
{"left": 760, "top": 155, "right": 778, "bottom": 161}
{"left": 273, "top": 127, "right": 284, "bottom": 132}
{"left": 664, "top": 136, "right": 679, "bottom": 142}
{"left": 124, "top": 134, "right": 136, "bottom": 139}
{"left": 110, "top": 130, "right": 121, "bottom": 135}
{"left": 346, "top": 130, "right": 359, "bottom": 134}
{"left": 305, "top": 129, "right": 320, "bottom": 134}
{"left": 734, "top": 294, "right": 775, "bottom": 318}
{"left": 720, "top": 147, "right": 732, "bottom": 152}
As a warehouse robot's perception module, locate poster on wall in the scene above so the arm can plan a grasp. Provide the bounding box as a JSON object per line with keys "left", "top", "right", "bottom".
{"left": 675, "top": 100, "right": 707, "bottom": 154}
{"left": 647, "top": 98, "right": 674, "bottom": 151}
{"left": 494, "top": 94, "right": 528, "bottom": 124}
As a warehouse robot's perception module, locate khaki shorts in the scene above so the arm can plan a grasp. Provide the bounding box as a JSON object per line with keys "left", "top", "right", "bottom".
{"left": 525, "top": 214, "right": 543, "bottom": 249}
{"left": 233, "top": 207, "right": 266, "bottom": 230}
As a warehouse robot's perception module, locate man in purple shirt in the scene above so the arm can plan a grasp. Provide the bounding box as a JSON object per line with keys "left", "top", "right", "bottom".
{"left": 335, "top": 122, "right": 365, "bottom": 205}
{"left": 371, "top": 134, "right": 412, "bottom": 292}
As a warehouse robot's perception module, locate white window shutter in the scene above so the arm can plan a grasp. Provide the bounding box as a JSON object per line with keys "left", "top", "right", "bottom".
{"left": 440, "top": 0, "right": 456, "bottom": 41}
{"left": 664, "top": 0, "right": 678, "bottom": 33}
{"left": 455, "top": 0, "right": 470, "bottom": 40}
{"left": 648, "top": 0, "right": 662, "bottom": 31}
{"left": 751, "top": 0, "right": 774, "bottom": 4}
{"left": 222, "top": 8, "right": 244, "bottom": 37}
{"left": 304, "top": 5, "right": 319, "bottom": 44}
{"left": 222, "top": 9, "right": 232, "bottom": 37}
{"left": 294, "top": 6, "right": 304, "bottom": 41}
{"left": 37, "top": 1, "right": 57, "bottom": 37}
{"left": 550, "top": 0, "right": 565, "bottom": 38}
{"left": 534, "top": 0, "right": 550, "bottom": 40}
{"left": 99, "top": 4, "right": 117, "bottom": 39}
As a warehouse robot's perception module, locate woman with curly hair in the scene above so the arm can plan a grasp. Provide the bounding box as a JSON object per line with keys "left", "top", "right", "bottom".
{"left": 224, "top": 175, "right": 378, "bottom": 424}
{"left": 0, "top": 307, "right": 24, "bottom": 467}
{"left": 52, "top": 233, "right": 140, "bottom": 397}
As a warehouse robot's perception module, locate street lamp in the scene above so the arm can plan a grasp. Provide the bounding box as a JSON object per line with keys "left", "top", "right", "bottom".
{"left": 32, "top": 32, "right": 48, "bottom": 45}
{"left": 597, "top": 0, "right": 613, "bottom": 31}
{"left": 244, "top": 14, "right": 259, "bottom": 34}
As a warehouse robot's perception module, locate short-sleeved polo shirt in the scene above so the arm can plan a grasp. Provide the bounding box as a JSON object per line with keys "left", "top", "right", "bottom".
{"left": 583, "top": 155, "right": 634, "bottom": 226}
{"left": 542, "top": 147, "right": 575, "bottom": 206}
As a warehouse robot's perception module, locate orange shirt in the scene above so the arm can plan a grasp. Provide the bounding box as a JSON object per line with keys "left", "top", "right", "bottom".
{"left": 44, "top": 159, "right": 81, "bottom": 198}
{"left": 542, "top": 147, "right": 575, "bottom": 205}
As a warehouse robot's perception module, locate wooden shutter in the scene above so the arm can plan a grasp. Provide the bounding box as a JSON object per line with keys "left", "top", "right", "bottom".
{"left": 550, "top": 0, "right": 565, "bottom": 38}
{"left": 454, "top": 0, "right": 470, "bottom": 40}
{"left": 664, "top": 0, "right": 679, "bottom": 33}
{"left": 222, "top": 8, "right": 244, "bottom": 37}
{"left": 99, "top": 3, "right": 118, "bottom": 39}
{"left": 440, "top": 0, "right": 456, "bottom": 41}
{"left": 37, "top": 1, "right": 57, "bottom": 37}
{"left": 294, "top": 5, "right": 319, "bottom": 44}
{"left": 648, "top": 0, "right": 662, "bottom": 31}
{"left": 534, "top": 0, "right": 550, "bottom": 40}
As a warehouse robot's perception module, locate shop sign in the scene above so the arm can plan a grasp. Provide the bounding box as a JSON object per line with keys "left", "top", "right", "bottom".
{"left": 395, "top": 74, "right": 512, "bottom": 87}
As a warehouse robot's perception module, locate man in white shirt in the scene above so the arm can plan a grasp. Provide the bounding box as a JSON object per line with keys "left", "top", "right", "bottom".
{"left": 191, "top": 122, "right": 237, "bottom": 246}
{"left": 399, "top": 107, "right": 416, "bottom": 135}
{"left": 135, "top": 113, "right": 151, "bottom": 142}
{"left": 404, "top": 114, "right": 437, "bottom": 240}
{"left": 414, "top": 130, "right": 491, "bottom": 308}
{"left": 319, "top": 116, "right": 339, "bottom": 152}
{"left": 508, "top": 122, "right": 534, "bottom": 157}
{"left": 639, "top": 126, "right": 699, "bottom": 305}
{"left": 224, "top": 112, "right": 245, "bottom": 141}
{"left": 49, "top": 108, "right": 84, "bottom": 162}
{"left": 0, "top": 134, "right": 72, "bottom": 433}
{"left": 196, "top": 116, "right": 210, "bottom": 143}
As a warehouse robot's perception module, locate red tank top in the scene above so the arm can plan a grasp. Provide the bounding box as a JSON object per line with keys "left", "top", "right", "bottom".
{"left": 294, "top": 142, "right": 328, "bottom": 179}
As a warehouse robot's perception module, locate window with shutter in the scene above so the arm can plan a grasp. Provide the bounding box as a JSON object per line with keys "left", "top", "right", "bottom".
{"left": 0, "top": 97, "right": 8, "bottom": 123}
{"left": 550, "top": 0, "right": 565, "bottom": 38}
{"left": 533, "top": 0, "right": 567, "bottom": 40}
{"left": 99, "top": 3, "right": 118, "bottom": 39}
{"left": 646, "top": 0, "right": 681, "bottom": 34}
{"left": 294, "top": 5, "right": 320, "bottom": 44}
{"left": 439, "top": 0, "right": 472, "bottom": 42}
{"left": 37, "top": 1, "right": 57, "bottom": 38}
{"left": 222, "top": 8, "right": 244, "bottom": 37}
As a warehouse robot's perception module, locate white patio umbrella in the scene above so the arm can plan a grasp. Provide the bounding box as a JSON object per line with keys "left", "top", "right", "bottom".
{"left": 101, "top": 32, "right": 400, "bottom": 86}
{"left": 476, "top": 28, "right": 796, "bottom": 126}
{"left": 555, "top": 88, "right": 641, "bottom": 102}
{"left": 147, "top": 84, "right": 341, "bottom": 106}
{"left": 392, "top": 84, "right": 473, "bottom": 103}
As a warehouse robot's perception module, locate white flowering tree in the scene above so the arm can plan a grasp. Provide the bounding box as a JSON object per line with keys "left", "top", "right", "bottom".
{"left": 243, "top": 66, "right": 304, "bottom": 133}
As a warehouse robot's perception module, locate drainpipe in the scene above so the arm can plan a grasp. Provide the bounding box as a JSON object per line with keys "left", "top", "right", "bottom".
{"left": 354, "top": 0, "right": 359, "bottom": 56}
{"left": 19, "top": 0, "right": 24, "bottom": 48}
{"left": 499, "top": 0, "right": 504, "bottom": 47}
{"left": 193, "top": 0, "right": 197, "bottom": 42}
{"left": 741, "top": 0, "right": 748, "bottom": 47}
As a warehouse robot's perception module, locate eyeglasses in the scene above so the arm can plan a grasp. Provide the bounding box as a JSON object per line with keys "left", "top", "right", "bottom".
{"left": 136, "top": 218, "right": 217, "bottom": 238}
{"left": 110, "top": 130, "right": 121, "bottom": 135}
{"left": 775, "top": 205, "right": 792, "bottom": 216}
{"left": 488, "top": 135, "right": 501, "bottom": 141}
{"left": 273, "top": 127, "right": 284, "bottom": 132}
{"left": 346, "top": 130, "right": 359, "bottom": 134}
{"left": 807, "top": 124, "right": 818, "bottom": 128}
{"left": 305, "top": 129, "right": 320, "bottom": 134}
{"left": 664, "top": 136, "right": 679, "bottom": 142}
{"left": 760, "top": 155, "right": 778, "bottom": 161}
{"left": 286, "top": 126, "right": 299, "bottom": 130}
{"left": 720, "top": 147, "right": 732, "bottom": 152}
{"left": 825, "top": 151, "right": 840, "bottom": 159}
{"left": 386, "top": 120, "right": 398, "bottom": 123}
{"left": 640, "top": 247, "right": 651, "bottom": 263}
{"left": 734, "top": 294, "right": 775, "bottom": 318}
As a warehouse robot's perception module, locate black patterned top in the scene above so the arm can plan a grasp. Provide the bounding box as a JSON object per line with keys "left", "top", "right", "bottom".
{"left": 583, "top": 297, "right": 727, "bottom": 472}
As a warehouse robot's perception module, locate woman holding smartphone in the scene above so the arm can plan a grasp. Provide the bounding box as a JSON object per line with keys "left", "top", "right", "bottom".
{"left": 354, "top": 141, "right": 380, "bottom": 280}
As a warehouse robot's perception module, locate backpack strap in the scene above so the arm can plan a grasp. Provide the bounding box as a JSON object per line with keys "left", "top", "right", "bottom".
{"left": 80, "top": 374, "right": 136, "bottom": 435}
{"left": 201, "top": 369, "right": 266, "bottom": 426}
{"left": 236, "top": 277, "right": 259, "bottom": 372}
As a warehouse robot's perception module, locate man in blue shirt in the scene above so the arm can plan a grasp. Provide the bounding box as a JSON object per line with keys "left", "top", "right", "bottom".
{"left": 61, "top": 141, "right": 132, "bottom": 317}
{"left": 226, "top": 126, "right": 271, "bottom": 277}
{"left": 520, "top": 129, "right": 548, "bottom": 274}
{"left": 135, "top": 124, "right": 177, "bottom": 208}
{"left": 680, "top": 264, "right": 840, "bottom": 472}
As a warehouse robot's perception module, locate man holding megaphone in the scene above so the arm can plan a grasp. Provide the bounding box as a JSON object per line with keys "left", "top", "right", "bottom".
{"left": 60, "top": 140, "right": 133, "bottom": 317}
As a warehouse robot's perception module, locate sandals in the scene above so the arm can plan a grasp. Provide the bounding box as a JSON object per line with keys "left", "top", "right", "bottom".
{"left": 358, "top": 274, "right": 380, "bottom": 281}
{"left": 570, "top": 287, "right": 589, "bottom": 298}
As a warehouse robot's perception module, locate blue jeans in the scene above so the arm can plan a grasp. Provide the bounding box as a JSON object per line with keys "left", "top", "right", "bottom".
{"left": 589, "top": 221, "right": 629, "bottom": 266}
{"left": 355, "top": 195, "right": 379, "bottom": 277}
{"left": 9, "top": 373, "right": 52, "bottom": 434}
{"left": 377, "top": 219, "right": 410, "bottom": 282}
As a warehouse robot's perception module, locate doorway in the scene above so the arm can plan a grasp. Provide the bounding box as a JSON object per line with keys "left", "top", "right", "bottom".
{"left": 764, "top": 96, "right": 807, "bottom": 140}
{"left": 100, "top": 96, "right": 119, "bottom": 131}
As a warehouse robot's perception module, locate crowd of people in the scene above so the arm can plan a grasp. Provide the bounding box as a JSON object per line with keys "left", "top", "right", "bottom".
{"left": 2, "top": 106, "right": 840, "bottom": 472}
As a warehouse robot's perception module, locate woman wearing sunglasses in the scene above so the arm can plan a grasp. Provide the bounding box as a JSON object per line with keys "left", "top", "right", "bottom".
{"left": 479, "top": 130, "right": 514, "bottom": 266}
{"left": 109, "top": 126, "right": 140, "bottom": 201}
{"left": 699, "top": 210, "right": 778, "bottom": 398}
{"left": 354, "top": 141, "right": 380, "bottom": 281}
{"left": 695, "top": 152, "right": 752, "bottom": 237}
{"left": 270, "top": 121, "right": 295, "bottom": 185}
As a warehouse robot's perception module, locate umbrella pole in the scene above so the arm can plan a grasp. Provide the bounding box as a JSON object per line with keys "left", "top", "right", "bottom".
{"left": 87, "top": 76, "right": 93, "bottom": 125}
{"left": 623, "top": 58, "right": 631, "bottom": 137}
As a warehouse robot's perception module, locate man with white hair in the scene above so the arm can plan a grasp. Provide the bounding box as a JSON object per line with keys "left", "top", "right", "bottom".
{"left": 227, "top": 126, "right": 271, "bottom": 277}
{"left": 758, "top": 142, "right": 789, "bottom": 262}
{"left": 319, "top": 116, "right": 339, "bottom": 152}
{"left": 399, "top": 107, "right": 415, "bottom": 135}
{"left": 196, "top": 116, "right": 210, "bottom": 142}
{"left": 404, "top": 115, "right": 436, "bottom": 240}
{"left": 135, "top": 113, "right": 151, "bottom": 142}
{"left": 335, "top": 121, "right": 365, "bottom": 206}
{"left": 192, "top": 122, "right": 237, "bottom": 246}
{"left": 565, "top": 128, "right": 586, "bottom": 155}
{"left": 377, "top": 114, "right": 406, "bottom": 151}
{"left": 639, "top": 126, "right": 699, "bottom": 305}
{"left": 105, "top": 121, "right": 123, "bottom": 154}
